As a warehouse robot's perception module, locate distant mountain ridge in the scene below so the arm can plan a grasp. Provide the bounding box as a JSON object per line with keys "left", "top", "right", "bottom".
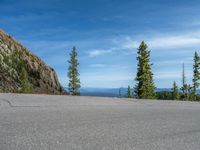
{"left": 78, "top": 87, "right": 200, "bottom": 98}
{"left": 0, "top": 29, "right": 65, "bottom": 94}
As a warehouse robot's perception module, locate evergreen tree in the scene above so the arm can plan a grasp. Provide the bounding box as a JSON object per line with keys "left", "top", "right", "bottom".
{"left": 192, "top": 51, "right": 200, "bottom": 100}
{"left": 181, "top": 63, "right": 188, "bottom": 100}
{"left": 172, "top": 81, "right": 179, "bottom": 100}
{"left": 68, "top": 47, "right": 81, "bottom": 95}
{"left": 135, "top": 41, "right": 156, "bottom": 99}
{"left": 188, "top": 84, "right": 194, "bottom": 100}
{"left": 127, "top": 85, "right": 132, "bottom": 98}
{"left": 20, "top": 67, "right": 33, "bottom": 93}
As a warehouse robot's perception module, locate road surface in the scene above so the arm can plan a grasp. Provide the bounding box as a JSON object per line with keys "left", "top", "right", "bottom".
{"left": 0, "top": 93, "right": 200, "bottom": 150}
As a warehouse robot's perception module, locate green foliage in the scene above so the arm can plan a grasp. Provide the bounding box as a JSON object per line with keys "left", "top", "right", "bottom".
{"left": 127, "top": 85, "right": 132, "bottom": 98}
{"left": 180, "top": 63, "right": 189, "bottom": 100}
{"left": 192, "top": 51, "right": 200, "bottom": 100}
{"left": 172, "top": 81, "right": 179, "bottom": 100}
{"left": 135, "top": 41, "right": 156, "bottom": 99}
{"left": 19, "top": 67, "right": 33, "bottom": 93}
{"left": 156, "top": 91, "right": 173, "bottom": 100}
{"left": 14, "top": 52, "right": 33, "bottom": 93}
{"left": 68, "top": 47, "right": 81, "bottom": 95}
{"left": 5, "top": 50, "right": 33, "bottom": 93}
{"left": 180, "top": 61, "right": 198, "bottom": 101}
{"left": 195, "top": 95, "right": 200, "bottom": 101}
{"left": 193, "top": 52, "right": 200, "bottom": 92}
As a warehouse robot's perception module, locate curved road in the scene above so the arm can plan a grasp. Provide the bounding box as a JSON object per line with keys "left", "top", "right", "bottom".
{"left": 0, "top": 93, "right": 200, "bottom": 150}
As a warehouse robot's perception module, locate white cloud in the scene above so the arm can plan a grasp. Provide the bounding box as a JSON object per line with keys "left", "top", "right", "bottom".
{"left": 110, "top": 36, "right": 139, "bottom": 55}
{"left": 88, "top": 49, "right": 113, "bottom": 57}
{"left": 149, "top": 36, "right": 200, "bottom": 49}
{"left": 89, "top": 64, "right": 105, "bottom": 68}
{"left": 154, "top": 70, "right": 192, "bottom": 79}
{"left": 122, "top": 38, "right": 140, "bottom": 49}
{"left": 113, "top": 31, "right": 200, "bottom": 51}
{"left": 155, "top": 57, "right": 193, "bottom": 65}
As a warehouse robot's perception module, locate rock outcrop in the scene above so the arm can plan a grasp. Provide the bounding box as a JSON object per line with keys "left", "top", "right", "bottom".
{"left": 0, "top": 29, "right": 66, "bottom": 94}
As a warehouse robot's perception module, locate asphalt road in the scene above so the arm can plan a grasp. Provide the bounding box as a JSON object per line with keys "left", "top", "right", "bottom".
{"left": 0, "top": 93, "right": 200, "bottom": 150}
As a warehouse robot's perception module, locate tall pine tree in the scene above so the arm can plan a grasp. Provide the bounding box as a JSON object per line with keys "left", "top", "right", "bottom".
{"left": 181, "top": 63, "right": 188, "bottom": 100}
{"left": 68, "top": 47, "right": 81, "bottom": 95}
{"left": 192, "top": 51, "right": 200, "bottom": 100}
{"left": 135, "top": 41, "right": 156, "bottom": 99}
{"left": 172, "top": 81, "right": 179, "bottom": 100}
{"left": 127, "top": 85, "right": 132, "bottom": 98}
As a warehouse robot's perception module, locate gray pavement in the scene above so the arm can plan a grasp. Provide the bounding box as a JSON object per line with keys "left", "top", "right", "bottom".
{"left": 0, "top": 93, "right": 200, "bottom": 150}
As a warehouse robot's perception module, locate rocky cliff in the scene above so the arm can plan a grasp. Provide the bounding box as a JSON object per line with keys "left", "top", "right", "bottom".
{"left": 0, "top": 29, "right": 65, "bottom": 94}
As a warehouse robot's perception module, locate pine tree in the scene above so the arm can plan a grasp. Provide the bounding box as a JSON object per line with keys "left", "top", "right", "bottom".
{"left": 188, "top": 84, "right": 194, "bottom": 100}
{"left": 127, "top": 85, "right": 132, "bottom": 98}
{"left": 172, "top": 81, "right": 179, "bottom": 100}
{"left": 181, "top": 63, "right": 188, "bottom": 100}
{"left": 20, "top": 67, "right": 33, "bottom": 93}
{"left": 192, "top": 51, "right": 200, "bottom": 100}
{"left": 68, "top": 46, "right": 81, "bottom": 95}
{"left": 135, "top": 41, "right": 156, "bottom": 99}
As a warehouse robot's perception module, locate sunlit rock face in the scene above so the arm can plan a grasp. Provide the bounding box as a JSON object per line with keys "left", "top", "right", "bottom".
{"left": 0, "top": 29, "right": 65, "bottom": 94}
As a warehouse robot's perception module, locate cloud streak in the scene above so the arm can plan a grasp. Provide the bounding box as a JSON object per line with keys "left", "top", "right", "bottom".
{"left": 89, "top": 64, "right": 106, "bottom": 68}
{"left": 114, "top": 31, "right": 200, "bottom": 51}
{"left": 149, "top": 36, "right": 200, "bottom": 49}
{"left": 88, "top": 49, "right": 113, "bottom": 57}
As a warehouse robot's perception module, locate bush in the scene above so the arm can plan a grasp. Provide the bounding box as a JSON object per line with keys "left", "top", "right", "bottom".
{"left": 156, "top": 91, "right": 173, "bottom": 100}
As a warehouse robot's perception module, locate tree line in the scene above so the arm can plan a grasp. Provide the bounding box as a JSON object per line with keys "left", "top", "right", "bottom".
{"left": 67, "top": 42, "right": 200, "bottom": 101}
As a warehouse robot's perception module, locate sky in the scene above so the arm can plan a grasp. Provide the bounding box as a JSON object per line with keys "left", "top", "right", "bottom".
{"left": 0, "top": 0, "right": 200, "bottom": 88}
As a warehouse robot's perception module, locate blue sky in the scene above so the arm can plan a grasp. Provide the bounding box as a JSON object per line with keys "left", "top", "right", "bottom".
{"left": 1, "top": 0, "right": 200, "bottom": 88}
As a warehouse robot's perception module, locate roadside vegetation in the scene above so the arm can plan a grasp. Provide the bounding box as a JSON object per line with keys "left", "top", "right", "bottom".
{"left": 134, "top": 41, "right": 156, "bottom": 99}
{"left": 66, "top": 41, "right": 200, "bottom": 101}
{"left": 0, "top": 50, "right": 33, "bottom": 93}
{"left": 1, "top": 37, "right": 199, "bottom": 101}
{"left": 126, "top": 41, "right": 200, "bottom": 101}
{"left": 67, "top": 47, "right": 81, "bottom": 95}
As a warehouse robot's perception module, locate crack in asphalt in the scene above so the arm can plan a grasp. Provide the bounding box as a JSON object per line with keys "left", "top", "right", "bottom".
{"left": 0, "top": 98, "right": 40, "bottom": 108}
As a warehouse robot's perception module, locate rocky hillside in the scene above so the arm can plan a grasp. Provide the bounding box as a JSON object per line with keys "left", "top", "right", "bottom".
{"left": 0, "top": 29, "right": 65, "bottom": 94}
